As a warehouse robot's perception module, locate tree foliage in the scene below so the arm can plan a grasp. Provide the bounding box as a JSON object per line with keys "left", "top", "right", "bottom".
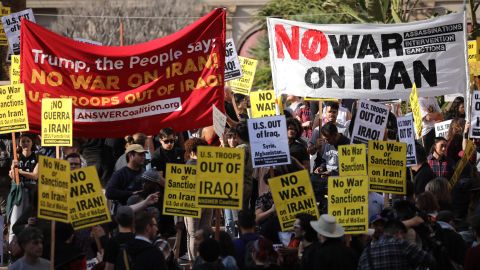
{"left": 50, "top": 0, "right": 204, "bottom": 46}
{"left": 250, "top": 0, "right": 420, "bottom": 90}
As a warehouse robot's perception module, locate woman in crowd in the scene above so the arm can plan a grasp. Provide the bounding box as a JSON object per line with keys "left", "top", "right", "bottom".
{"left": 427, "top": 137, "right": 455, "bottom": 179}
{"left": 445, "top": 96, "right": 465, "bottom": 120}
{"left": 247, "top": 237, "right": 280, "bottom": 270}
{"left": 294, "top": 213, "right": 318, "bottom": 270}
{"left": 219, "top": 231, "right": 239, "bottom": 270}
{"left": 7, "top": 133, "right": 39, "bottom": 243}
{"left": 286, "top": 118, "right": 309, "bottom": 169}
{"left": 425, "top": 177, "right": 453, "bottom": 211}
{"left": 183, "top": 138, "right": 212, "bottom": 261}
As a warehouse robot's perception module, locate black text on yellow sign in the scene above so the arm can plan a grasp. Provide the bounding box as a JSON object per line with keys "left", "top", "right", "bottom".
{"left": 328, "top": 175, "right": 369, "bottom": 234}
{"left": 338, "top": 144, "right": 367, "bottom": 176}
{"left": 269, "top": 170, "right": 319, "bottom": 231}
{"left": 38, "top": 156, "right": 70, "bottom": 222}
{"left": 69, "top": 166, "right": 111, "bottom": 230}
{"left": 164, "top": 164, "right": 201, "bottom": 218}
{"left": 0, "top": 84, "right": 29, "bottom": 134}
{"left": 368, "top": 140, "right": 407, "bottom": 194}
{"left": 250, "top": 90, "right": 277, "bottom": 118}
{"left": 195, "top": 146, "right": 244, "bottom": 209}
{"left": 41, "top": 98, "right": 73, "bottom": 146}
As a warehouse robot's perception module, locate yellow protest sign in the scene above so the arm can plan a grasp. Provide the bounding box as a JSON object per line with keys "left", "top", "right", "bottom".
{"left": 328, "top": 175, "right": 368, "bottom": 234}
{"left": 41, "top": 98, "right": 73, "bottom": 146}
{"left": 468, "top": 40, "right": 478, "bottom": 63}
{"left": 0, "top": 7, "right": 10, "bottom": 46}
{"left": 196, "top": 146, "right": 244, "bottom": 209}
{"left": 368, "top": 140, "right": 407, "bottom": 194}
{"left": 409, "top": 84, "right": 422, "bottom": 139}
{"left": 469, "top": 61, "right": 480, "bottom": 76}
{"left": 269, "top": 170, "right": 319, "bottom": 231}
{"left": 227, "top": 56, "right": 258, "bottom": 95}
{"left": 69, "top": 166, "right": 111, "bottom": 230}
{"left": 250, "top": 90, "right": 277, "bottom": 118}
{"left": 164, "top": 164, "right": 201, "bottom": 218}
{"left": 0, "top": 84, "right": 29, "bottom": 134}
{"left": 38, "top": 156, "right": 70, "bottom": 222}
{"left": 449, "top": 140, "right": 475, "bottom": 189}
{"left": 338, "top": 144, "right": 367, "bottom": 176}
{"left": 10, "top": 55, "right": 20, "bottom": 84}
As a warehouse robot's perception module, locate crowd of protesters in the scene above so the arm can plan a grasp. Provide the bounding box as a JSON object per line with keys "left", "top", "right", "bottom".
{"left": 2, "top": 87, "right": 480, "bottom": 270}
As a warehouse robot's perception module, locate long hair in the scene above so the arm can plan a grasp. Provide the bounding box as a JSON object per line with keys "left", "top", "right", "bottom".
{"left": 446, "top": 117, "right": 465, "bottom": 141}
{"left": 447, "top": 96, "right": 464, "bottom": 118}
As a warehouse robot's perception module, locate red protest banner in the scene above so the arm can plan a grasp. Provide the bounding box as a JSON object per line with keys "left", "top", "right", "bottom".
{"left": 20, "top": 8, "right": 226, "bottom": 137}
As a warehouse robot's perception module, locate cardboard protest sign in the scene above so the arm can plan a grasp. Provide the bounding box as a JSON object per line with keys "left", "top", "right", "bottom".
{"left": 269, "top": 170, "right": 319, "bottom": 231}
{"left": 0, "top": 84, "right": 29, "bottom": 134}
{"left": 338, "top": 144, "right": 367, "bottom": 176}
{"left": 41, "top": 98, "right": 73, "bottom": 146}
{"left": 1, "top": 9, "right": 34, "bottom": 54}
{"left": 228, "top": 56, "right": 258, "bottom": 95}
{"left": 434, "top": 120, "right": 452, "bottom": 139}
{"left": 20, "top": 9, "right": 226, "bottom": 138}
{"left": 163, "top": 164, "right": 201, "bottom": 218}
{"left": 69, "top": 166, "right": 111, "bottom": 229}
{"left": 397, "top": 114, "right": 417, "bottom": 166}
{"left": 38, "top": 156, "right": 70, "bottom": 222}
{"left": 0, "top": 6, "right": 10, "bottom": 45}
{"left": 10, "top": 55, "right": 20, "bottom": 84}
{"left": 196, "top": 146, "right": 244, "bottom": 209}
{"left": 212, "top": 104, "right": 226, "bottom": 138}
{"left": 368, "top": 140, "right": 407, "bottom": 194}
{"left": 410, "top": 84, "right": 422, "bottom": 138}
{"left": 469, "top": 40, "right": 479, "bottom": 62}
{"left": 449, "top": 140, "right": 475, "bottom": 188}
{"left": 328, "top": 175, "right": 368, "bottom": 234}
{"left": 267, "top": 13, "right": 467, "bottom": 99}
{"left": 224, "top": 38, "right": 242, "bottom": 81}
{"left": 250, "top": 90, "right": 277, "bottom": 118}
{"left": 247, "top": 115, "right": 290, "bottom": 167}
{"left": 471, "top": 91, "right": 480, "bottom": 138}
{"left": 351, "top": 100, "right": 389, "bottom": 145}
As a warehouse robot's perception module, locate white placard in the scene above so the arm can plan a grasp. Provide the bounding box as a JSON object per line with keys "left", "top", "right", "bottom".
{"left": 471, "top": 91, "right": 480, "bottom": 138}
{"left": 224, "top": 38, "right": 243, "bottom": 81}
{"left": 212, "top": 104, "right": 227, "bottom": 138}
{"left": 1, "top": 9, "right": 35, "bottom": 54}
{"left": 397, "top": 114, "right": 417, "bottom": 166}
{"left": 267, "top": 13, "right": 467, "bottom": 99}
{"left": 350, "top": 100, "right": 389, "bottom": 145}
{"left": 434, "top": 120, "right": 452, "bottom": 139}
{"left": 247, "top": 115, "right": 290, "bottom": 168}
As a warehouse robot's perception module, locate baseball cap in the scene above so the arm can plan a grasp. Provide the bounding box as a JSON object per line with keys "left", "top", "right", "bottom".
{"left": 125, "top": 144, "right": 148, "bottom": 154}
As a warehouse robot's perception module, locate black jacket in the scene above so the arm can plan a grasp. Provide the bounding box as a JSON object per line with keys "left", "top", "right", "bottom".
{"left": 125, "top": 238, "right": 167, "bottom": 270}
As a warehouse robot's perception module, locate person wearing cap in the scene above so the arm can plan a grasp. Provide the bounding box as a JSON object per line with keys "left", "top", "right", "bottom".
{"left": 106, "top": 144, "right": 146, "bottom": 208}
{"left": 310, "top": 214, "right": 357, "bottom": 269}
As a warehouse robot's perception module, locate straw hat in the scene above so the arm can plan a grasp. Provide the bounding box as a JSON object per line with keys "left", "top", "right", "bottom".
{"left": 310, "top": 214, "right": 345, "bottom": 238}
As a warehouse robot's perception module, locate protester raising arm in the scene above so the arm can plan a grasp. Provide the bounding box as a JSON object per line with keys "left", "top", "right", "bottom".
{"left": 129, "top": 192, "right": 159, "bottom": 213}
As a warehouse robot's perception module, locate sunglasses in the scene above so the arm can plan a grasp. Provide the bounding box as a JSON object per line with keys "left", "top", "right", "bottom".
{"left": 162, "top": 139, "right": 175, "bottom": 144}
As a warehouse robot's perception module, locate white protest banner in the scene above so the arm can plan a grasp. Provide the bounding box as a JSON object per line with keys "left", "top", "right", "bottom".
{"left": 397, "top": 114, "right": 417, "bottom": 166}
{"left": 1, "top": 9, "right": 35, "bottom": 54}
{"left": 74, "top": 38, "right": 102, "bottom": 46}
{"left": 212, "top": 104, "right": 227, "bottom": 138}
{"left": 224, "top": 38, "right": 242, "bottom": 81}
{"left": 247, "top": 115, "right": 290, "bottom": 167}
{"left": 434, "top": 120, "right": 452, "bottom": 139}
{"left": 350, "top": 100, "right": 389, "bottom": 145}
{"left": 471, "top": 91, "right": 480, "bottom": 138}
{"left": 267, "top": 13, "right": 467, "bottom": 99}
